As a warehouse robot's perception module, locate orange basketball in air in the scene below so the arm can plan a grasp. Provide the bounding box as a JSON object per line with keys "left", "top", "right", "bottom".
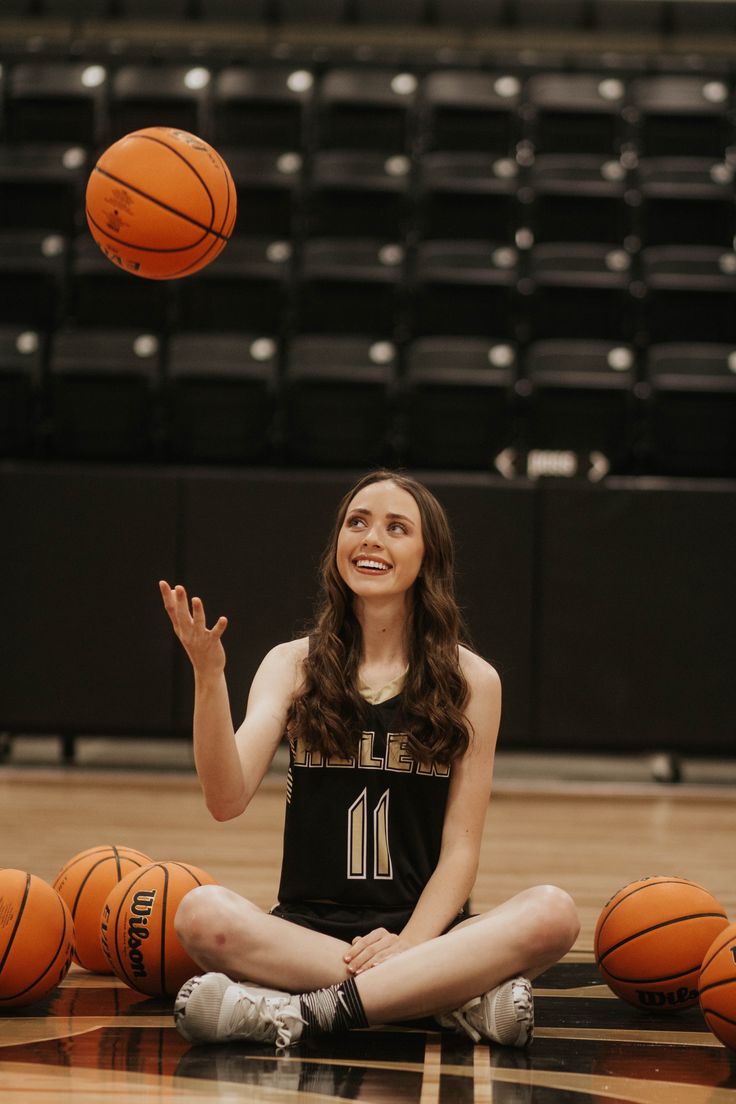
{"left": 85, "top": 127, "right": 237, "bottom": 280}
{"left": 0, "top": 869, "right": 74, "bottom": 1009}
{"left": 699, "top": 922, "right": 736, "bottom": 1052}
{"left": 101, "top": 860, "right": 218, "bottom": 995}
{"left": 53, "top": 844, "right": 153, "bottom": 974}
{"left": 595, "top": 875, "right": 729, "bottom": 1012}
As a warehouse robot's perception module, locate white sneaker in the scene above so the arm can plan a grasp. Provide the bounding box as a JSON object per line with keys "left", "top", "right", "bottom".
{"left": 436, "top": 976, "right": 533, "bottom": 1046}
{"left": 174, "top": 972, "right": 305, "bottom": 1049}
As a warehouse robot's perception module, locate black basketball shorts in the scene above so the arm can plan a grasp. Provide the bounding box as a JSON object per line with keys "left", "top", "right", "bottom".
{"left": 269, "top": 900, "right": 471, "bottom": 943}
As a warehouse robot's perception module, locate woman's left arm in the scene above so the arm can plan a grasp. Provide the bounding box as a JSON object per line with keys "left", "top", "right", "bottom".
{"left": 345, "top": 653, "right": 501, "bottom": 974}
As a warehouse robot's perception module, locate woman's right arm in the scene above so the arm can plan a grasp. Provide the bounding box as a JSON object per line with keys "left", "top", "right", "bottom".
{"left": 159, "top": 581, "right": 305, "bottom": 822}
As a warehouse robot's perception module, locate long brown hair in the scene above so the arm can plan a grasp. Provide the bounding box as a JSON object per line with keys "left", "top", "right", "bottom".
{"left": 286, "top": 470, "right": 472, "bottom": 765}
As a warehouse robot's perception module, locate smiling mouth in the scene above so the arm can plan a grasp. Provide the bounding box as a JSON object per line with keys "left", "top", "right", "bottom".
{"left": 353, "top": 558, "right": 392, "bottom": 573}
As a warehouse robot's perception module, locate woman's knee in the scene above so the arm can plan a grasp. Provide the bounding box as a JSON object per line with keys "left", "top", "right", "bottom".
{"left": 524, "top": 884, "right": 580, "bottom": 959}
{"left": 175, "top": 885, "right": 258, "bottom": 963}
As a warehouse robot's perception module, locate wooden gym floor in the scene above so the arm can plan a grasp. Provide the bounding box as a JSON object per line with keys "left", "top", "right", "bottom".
{"left": 1, "top": 749, "right": 736, "bottom": 1104}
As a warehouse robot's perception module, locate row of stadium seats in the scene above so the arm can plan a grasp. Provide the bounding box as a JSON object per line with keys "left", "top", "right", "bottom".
{"left": 2, "top": 39, "right": 734, "bottom": 482}
{"left": 3, "top": 231, "right": 736, "bottom": 341}
{"left": 6, "top": 0, "right": 736, "bottom": 33}
{"left": 2, "top": 326, "right": 734, "bottom": 475}
{"left": 2, "top": 63, "right": 735, "bottom": 159}
{"left": 2, "top": 144, "right": 734, "bottom": 248}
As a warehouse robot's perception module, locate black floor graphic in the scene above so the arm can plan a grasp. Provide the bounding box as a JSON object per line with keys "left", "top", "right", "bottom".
{"left": 2, "top": 961, "right": 736, "bottom": 1103}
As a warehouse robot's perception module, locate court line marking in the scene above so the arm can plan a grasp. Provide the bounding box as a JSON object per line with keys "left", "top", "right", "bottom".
{"left": 535, "top": 1026, "right": 723, "bottom": 1047}
{"left": 419, "top": 1036, "right": 441, "bottom": 1104}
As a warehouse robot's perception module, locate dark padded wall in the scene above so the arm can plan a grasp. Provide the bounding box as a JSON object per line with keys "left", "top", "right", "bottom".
{"left": 2, "top": 463, "right": 734, "bottom": 756}
{"left": 422, "top": 474, "right": 535, "bottom": 747}
{"left": 535, "top": 480, "right": 736, "bottom": 752}
{"left": 0, "top": 464, "right": 178, "bottom": 733}
{"left": 175, "top": 470, "right": 350, "bottom": 730}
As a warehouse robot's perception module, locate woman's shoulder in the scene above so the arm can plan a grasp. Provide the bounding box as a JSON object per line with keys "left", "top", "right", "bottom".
{"left": 458, "top": 644, "right": 501, "bottom": 694}
{"left": 258, "top": 637, "right": 310, "bottom": 693}
{"left": 268, "top": 636, "right": 310, "bottom": 661}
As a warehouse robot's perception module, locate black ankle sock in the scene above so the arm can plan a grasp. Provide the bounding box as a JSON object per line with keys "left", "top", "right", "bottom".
{"left": 299, "top": 977, "right": 369, "bottom": 1035}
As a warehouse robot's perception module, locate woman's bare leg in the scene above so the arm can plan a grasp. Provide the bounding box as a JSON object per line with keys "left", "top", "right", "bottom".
{"left": 175, "top": 885, "right": 351, "bottom": 992}
{"left": 176, "top": 882, "right": 579, "bottom": 1022}
{"left": 356, "top": 884, "right": 580, "bottom": 1023}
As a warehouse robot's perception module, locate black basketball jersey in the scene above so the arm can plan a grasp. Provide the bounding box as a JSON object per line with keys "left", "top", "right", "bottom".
{"left": 277, "top": 693, "right": 452, "bottom": 910}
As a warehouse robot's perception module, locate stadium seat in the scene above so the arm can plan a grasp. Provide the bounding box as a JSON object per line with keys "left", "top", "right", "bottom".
{"left": 0, "top": 144, "right": 89, "bottom": 235}
{"left": 175, "top": 236, "right": 292, "bottom": 333}
{"left": 69, "top": 233, "right": 173, "bottom": 331}
{"left": 0, "top": 326, "right": 43, "bottom": 458}
{"left": 109, "top": 65, "right": 211, "bottom": 144}
{"left": 6, "top": 61, "right": 108, "bottom": 147}
{"left": 525, "top": 72, "right": 628, "bottom": 156}
{"left": 527, "top": 154, "right": 631, "bottom": 244}
{"left": 523, "top": 338, "right": 637, "bottom": 471}
{"left": 222, "top": 147, "right": 301, "bottom": 239}
{"left": 213, "top": 66, "right": 314, "bottom": 151}
{"left": 165, "top": 331, "right": 278, "bottom": 462}
{"left": 402, "top": 336, "right": 516, "bottom": 470}
{"left": 641, "top": 245, "right": 736, "bottom": 343}
{"left": 316, "top": 68, "right": 418, "bottom": 153}
{"left": 306, "top": 150, "right": 411, "bottom": 240}
{"left": 636, "top": 157, "right": 735, "bottom": 247}
{"left": 297, "top": 238, "right": 405, "bottom": 337}
{"left": 411, "top": 240, "right": 518, "bottom": 339}
{"left": 283, "top": 334, "right": 397, "bottom": 466}
{"left": 527, "top": 243, "right": 635, "bottom": 341}
{"left": 48, "top": 328, "right": 161, "bottom": 460}
{"left": 417, "top": 151, "right": 518, "bottom": 242}
{"left": 631, "top": 76, "right": 734, "bottom": 158}
{"left": 419, "top": 70, "right": 521, "bottom": 155}
{"left": 0, "top": 231, "right": 68, "bottom": 330}
{"left": 646, "top": 342, "right": 736, "bottom": 476}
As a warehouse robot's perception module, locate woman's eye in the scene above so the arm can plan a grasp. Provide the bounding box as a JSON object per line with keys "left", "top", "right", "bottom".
{"left": 347, "top": 516, "right": 364, "bottom": 527}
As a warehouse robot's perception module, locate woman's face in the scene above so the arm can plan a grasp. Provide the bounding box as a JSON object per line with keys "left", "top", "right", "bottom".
{"left": 336, "top": 480, "right": 425, "bottom": 600}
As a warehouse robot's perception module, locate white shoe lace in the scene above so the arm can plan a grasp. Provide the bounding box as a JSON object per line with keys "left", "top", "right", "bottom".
{"left": 444, "top": 979, "right": 533, "bottom": 1046}
{"left": 226, "top": 990, "right": 305, "bottom": 1049}
{"left": 447, "top": 997, "right": 483, "bottom": 1043}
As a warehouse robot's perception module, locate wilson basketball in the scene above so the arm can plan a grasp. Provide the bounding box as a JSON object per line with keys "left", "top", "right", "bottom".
{"left": 101, "top": 860, "right": 217, "bottom": 996}
{"left": 699, "top": 922, "right": 736, "bottom": 1051}
{"left": 0, "top": 869, "right": 74, "bottom": 1009}
{"left": 595, "top": 875, "right": 729, "bottom": 1011}
{"left": 53, "top": 844, "right": 153, "bottom": 974}
{"left": 85, "top": 127, "right": 237, "bottom": 280}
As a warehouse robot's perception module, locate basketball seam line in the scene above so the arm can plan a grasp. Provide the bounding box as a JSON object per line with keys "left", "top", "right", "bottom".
{"left": 700, "top": 976, "right": 736, "bottom": 996}
{"left": 113, "top": 865, "right": 157, "bottom": 992}
{"left": 701, "top": 930, "right": 736, "bottom": 973}
{"left": 599, "top": 879, "right": 708, "bottom": 930}
{"left": 600, "top": 963, "right": 704, "bottom": 984}
{"left": 598, "top": 911, "right": 729, "bottom": 962}
{"left": 0, "top": 873, "right": 31, "bottom": 978}
{"left": 93, "top": 166, "right": 231, "bottom": 242}
{"left": 0, "top": 888, "right": 70, "bottom": 1002}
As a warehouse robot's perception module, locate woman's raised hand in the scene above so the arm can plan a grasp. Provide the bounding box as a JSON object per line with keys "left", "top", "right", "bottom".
{"left": 159, "top": 581, "right": 228, "bottom": 678}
